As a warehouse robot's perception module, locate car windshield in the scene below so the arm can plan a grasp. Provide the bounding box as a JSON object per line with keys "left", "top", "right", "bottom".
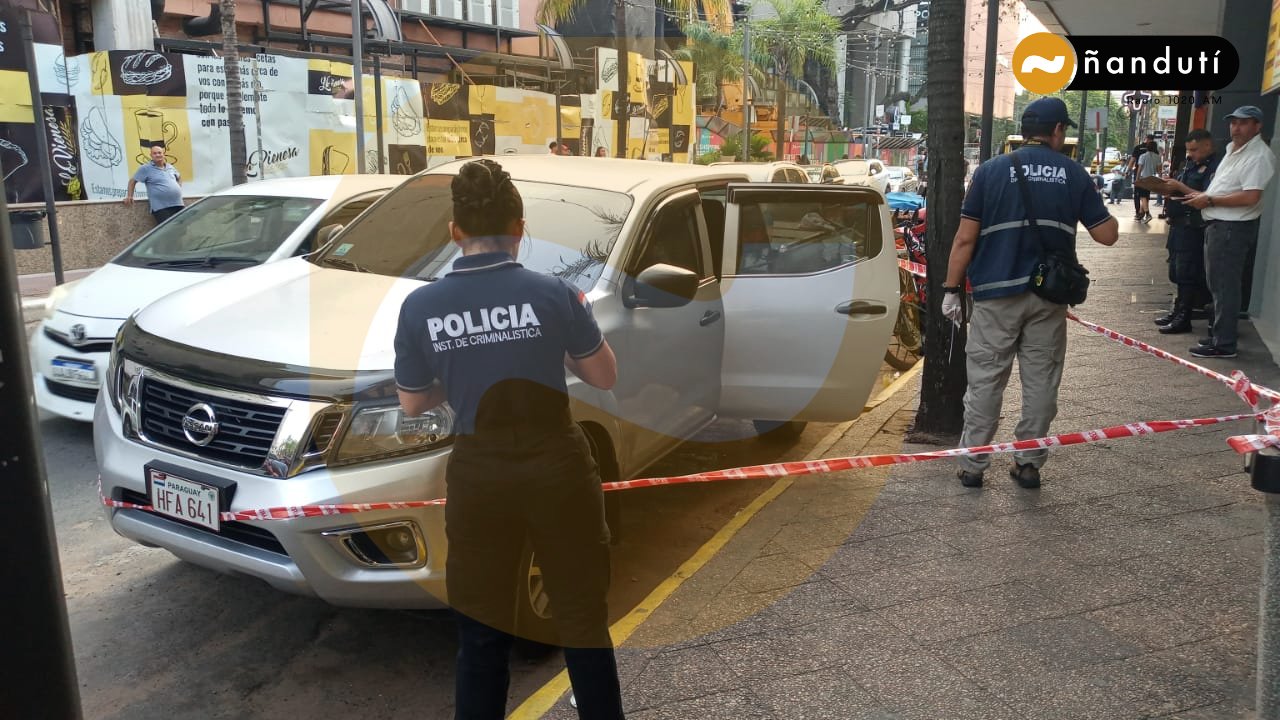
{"left": 309, "top": 175, "right": 633, "bottom": 292}
{"left": 837, "top": 160, "right": 870, "bottom": 175}
{"left": 115, "top": 194, "right": 323, "bottom": 271}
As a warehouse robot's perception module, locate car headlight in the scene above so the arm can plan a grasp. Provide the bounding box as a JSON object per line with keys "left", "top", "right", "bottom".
{"left": 330, "top": 402, "right": 455, "bottom": 466}
{"left": 43, "top": 279, "right": 80, "bottom": 320}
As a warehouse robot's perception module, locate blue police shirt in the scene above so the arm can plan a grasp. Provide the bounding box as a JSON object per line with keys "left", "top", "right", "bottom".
{"left": 960, "top": 145, "right": 1111, "bottom": 301}
{"left": 132, "top": 162, "right": 183, "bottom": 212}
{"left": 393, "top": 251, "right": 604, "bottom": 435}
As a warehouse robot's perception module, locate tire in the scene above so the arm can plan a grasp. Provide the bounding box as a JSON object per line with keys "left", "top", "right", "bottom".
{"left": 513, "top": 539, "right": 560, "bottom": 649}
{"left": 511, "top": 424, "right": 617, "bottom": 647}
{"left": 884, "top": 267, "right": 923, "bottom": 371}
{"left": 752, "top": 419, "right": 807, "bottom": 441}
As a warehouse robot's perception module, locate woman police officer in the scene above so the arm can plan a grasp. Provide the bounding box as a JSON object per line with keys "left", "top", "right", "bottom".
{"left": 394, "top": 159, "right": 624, "bottom": 719}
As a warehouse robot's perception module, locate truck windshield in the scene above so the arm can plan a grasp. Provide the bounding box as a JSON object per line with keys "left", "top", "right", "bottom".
{"left": 309, "top": 175, "right": 634, "bottom": 293}
{"left": 115, "top": 195, "right": 323, "bottom": 271}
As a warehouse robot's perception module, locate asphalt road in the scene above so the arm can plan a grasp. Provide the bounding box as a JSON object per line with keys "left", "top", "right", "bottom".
{"left": 42, "top": 366, "right": 905, "bottom": 719}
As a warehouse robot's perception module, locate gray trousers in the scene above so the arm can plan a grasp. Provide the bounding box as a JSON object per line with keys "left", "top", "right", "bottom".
{"left": 958, "top": 292, "right": 1068, "bottom": 473}
{"left": 1204, "top": 219, "right": 1260, "bottom": 351}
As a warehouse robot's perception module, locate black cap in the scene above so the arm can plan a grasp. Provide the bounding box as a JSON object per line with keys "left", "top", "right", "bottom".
{"left": 1022, "top": 97, "right": 1077, "bottom": 128}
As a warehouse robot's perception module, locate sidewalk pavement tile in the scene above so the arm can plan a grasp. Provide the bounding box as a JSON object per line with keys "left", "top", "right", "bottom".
{"left": 563, "top": 225, "right": 1275, "bottom": 719}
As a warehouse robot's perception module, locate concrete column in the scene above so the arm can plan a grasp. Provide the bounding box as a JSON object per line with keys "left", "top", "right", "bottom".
{"left": 91, "top": 0, "right": 154, "bottom": 51}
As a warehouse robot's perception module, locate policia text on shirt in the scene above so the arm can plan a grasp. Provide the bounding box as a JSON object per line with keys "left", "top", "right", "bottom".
{"left": 394, "top": 160, "right": 626, "bottom": 720}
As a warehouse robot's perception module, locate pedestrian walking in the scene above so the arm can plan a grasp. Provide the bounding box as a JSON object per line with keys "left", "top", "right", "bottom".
{"left": 1129, "top": 134, "right": 1155, "bottom": 220}
{"left": 941, "top": 97, "right": 1119, "bottom": 489}
{"left": 124, "top": 145, "right": 184, "bottom": 224}
{"left": 394, "top": 159, "right": 625, "bottom": 720}
{"left": 1179, "top": 105, "right": 1276, "bottom": 359}
{"left": 1153, "top": 129, "right": 1217, "bottom": 335}
{"left": 1135, "top": 139, "right": 1161, "bottom": 222}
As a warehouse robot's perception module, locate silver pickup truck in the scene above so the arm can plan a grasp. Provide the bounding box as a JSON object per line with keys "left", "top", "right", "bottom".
{"left": 95, "top": 157, "right": 897, "bottom": 637}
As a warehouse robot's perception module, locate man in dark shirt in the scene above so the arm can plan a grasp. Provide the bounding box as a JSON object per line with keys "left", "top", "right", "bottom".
{"left": 1152, "top": 129, "right": 1217, "bottom": 334}
{"left": 1129, "top": 134, "right": 1156, "bottom": 221}
{"left": 941, "top": 97, "right": 1119, "bottom": 490}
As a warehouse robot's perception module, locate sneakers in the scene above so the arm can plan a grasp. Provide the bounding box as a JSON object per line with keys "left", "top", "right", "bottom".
{"left": 1190, "top": 345, "right": 1237, "bottom": 359}
{"left": 1009, "top": 463, "right": 1042, "bottom": 489}
{"left": 957, "top": 470, "right": 984, "bottom": 488}
{"left": 1197, "top": 337, "right": 1214, "bottom": 347}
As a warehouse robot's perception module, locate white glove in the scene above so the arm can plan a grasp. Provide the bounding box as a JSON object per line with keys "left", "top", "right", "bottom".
{"left": 941, "top": 291, "right": 964, "bottom": 326}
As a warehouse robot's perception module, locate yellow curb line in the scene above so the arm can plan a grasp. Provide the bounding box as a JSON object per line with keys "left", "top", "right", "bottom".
{"left": 507, "top": 360, "right": 922, "bottom": 719}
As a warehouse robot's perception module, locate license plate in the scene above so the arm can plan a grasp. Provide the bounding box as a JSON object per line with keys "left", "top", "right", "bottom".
{"left": 51, "top": 358, "right": 96, "bottom": 383}
{"left": 148, "top": 468, "right": 221, "bottom": 531}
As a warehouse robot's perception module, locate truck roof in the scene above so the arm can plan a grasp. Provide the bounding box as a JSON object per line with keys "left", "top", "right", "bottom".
{"left": 425, "top": 157, "right": 753, "bottom": 197}
{"left": 217, "top": 174, "right": 410, "bottom": 200}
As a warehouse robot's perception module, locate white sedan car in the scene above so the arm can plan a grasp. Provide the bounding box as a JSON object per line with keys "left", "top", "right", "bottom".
{"left": 832, "top": 159, "right": 891, "bottom": 195}
{"left": 32, "top": 175, "right": 405, "bottom": 421}
{"left": 709, "top": 161, "right": 810, "bottom": 183}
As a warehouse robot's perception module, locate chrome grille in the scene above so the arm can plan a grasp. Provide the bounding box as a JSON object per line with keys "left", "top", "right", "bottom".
{"left": 140, "top": 379, "right": 286, "bottom": 469}
{"left": 43, "top": 326, "right": 114, "bottom": 354}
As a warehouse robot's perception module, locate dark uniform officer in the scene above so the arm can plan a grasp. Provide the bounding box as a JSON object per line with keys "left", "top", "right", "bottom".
{"left": 394, "top": 159, "right": 624, "bottom": 720}
{"left": 1155, "top": 128, "right": 1218, "bottom": 335}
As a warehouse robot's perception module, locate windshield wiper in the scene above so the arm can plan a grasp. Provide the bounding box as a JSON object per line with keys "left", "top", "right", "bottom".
{"left": 317, "top": 256, "right": 371, "bottom": 273}
{"left": 146, "top": 256, "right": 259, "bottom": 268}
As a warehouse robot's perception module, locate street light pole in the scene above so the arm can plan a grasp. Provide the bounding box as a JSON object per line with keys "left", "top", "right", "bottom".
{"left": 978, "top": 0, "right": 999, "bottom": 162}
{"left": 351, "top": 0, "right": 366, "bottom": 169}
{"left": 742, "top": 18, "right": 752, "bottom": 161}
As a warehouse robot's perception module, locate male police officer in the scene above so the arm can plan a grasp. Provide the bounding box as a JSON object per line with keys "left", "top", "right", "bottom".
{"left": 942, "top": 97, "right": 1119, "bottom": 489}
{"left": 1153, "top": 129, "right": 1217, "bottom": 335}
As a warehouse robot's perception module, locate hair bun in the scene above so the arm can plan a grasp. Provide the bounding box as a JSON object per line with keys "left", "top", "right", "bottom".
{"left": 452, "top": 159, "right": 513, "bottom": 212}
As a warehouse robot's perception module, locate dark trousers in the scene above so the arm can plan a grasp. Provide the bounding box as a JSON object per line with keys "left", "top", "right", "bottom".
{"left": 1168, "top": 225, "right": 1210, "bottom": 308}
{"left": 446, "top": 424, "right": 623, "bottom": 720}
{"left": 1204, "top": 219, "right": 1260, "bottom": 351}
{"left": 152, "top": 205, "right": 182, "bottom": 224}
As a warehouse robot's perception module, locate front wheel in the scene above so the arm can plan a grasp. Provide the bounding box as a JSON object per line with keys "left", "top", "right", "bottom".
{"left": 884, "top": 267, "right": 923, "bottom": 370}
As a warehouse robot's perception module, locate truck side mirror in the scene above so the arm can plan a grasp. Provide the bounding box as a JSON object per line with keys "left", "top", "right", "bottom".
{"left": 315, "top": 224, "right": 345, "bottom": 250}
{"left": 624, "top": 263, "right": 699, "bottom": 308}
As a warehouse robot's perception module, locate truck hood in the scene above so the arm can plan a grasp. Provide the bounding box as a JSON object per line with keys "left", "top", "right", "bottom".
{"left": 133, "top": 259, "right": 422, "bottom": 371}
{"left": 57, "top": 262, "right": 221, "bottom": 321}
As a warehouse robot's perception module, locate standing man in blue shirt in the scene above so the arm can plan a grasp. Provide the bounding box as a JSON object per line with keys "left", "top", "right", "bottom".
{"left": 941, "top": 97, "right": 1119, "bottom": 489}
{"left": 124, "top": 145, "right": 184, "bottom": 224}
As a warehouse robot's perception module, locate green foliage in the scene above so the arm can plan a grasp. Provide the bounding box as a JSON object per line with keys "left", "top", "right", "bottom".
{"left": 674, "top": 23, "right": 768, "bottom": 109}
{"left": 696, "top": 150, "right": 724, "bottom": 164}
{"left": 749, "top": 0, "right": 840, "bottom": 76}
{"left": 720, "top": 133, "right": 774, "bottom": 161}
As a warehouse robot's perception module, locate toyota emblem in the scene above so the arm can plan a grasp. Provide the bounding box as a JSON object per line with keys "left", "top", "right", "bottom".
{"left": 69, "top": 324, "right": 86, "bottom": 344}
{"left": 181, "top": 403, "right": 220, "bottom": 446}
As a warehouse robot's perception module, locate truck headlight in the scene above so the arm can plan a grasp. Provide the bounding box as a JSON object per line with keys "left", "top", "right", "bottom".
{"left": 331, "top": 402, "right": 455, "bottom": 466}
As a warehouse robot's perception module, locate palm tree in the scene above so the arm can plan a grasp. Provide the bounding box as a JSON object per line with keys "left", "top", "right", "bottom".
{"left": 537, "top": 0, "right": 730, "bottom": 158}
{"left": 907, "top": 0, "right": 965, "bottom": 440}
{"left": 674, "top": 22, "right": 765, "bottom": 120}
{"left": 220, "top": 0, "right": 247, "bottom": 184}
{"left": 747, "top": 0, "right": 838, "bottom": 160}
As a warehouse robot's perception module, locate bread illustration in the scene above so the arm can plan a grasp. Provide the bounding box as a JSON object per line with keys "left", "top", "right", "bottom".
{"left": 120, "top": 51, "right": 173, "bottom": 86}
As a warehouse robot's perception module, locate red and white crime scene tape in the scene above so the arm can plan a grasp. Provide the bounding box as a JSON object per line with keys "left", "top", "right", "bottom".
{"left": 100, "top": 260, "right": 1279, "bottom": 520}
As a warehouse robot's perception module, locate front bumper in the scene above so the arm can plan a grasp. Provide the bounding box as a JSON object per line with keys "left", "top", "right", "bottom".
{"left": 29, "top": 323, "right": 109, "bottom": 422}
{"left": 94, "top": 392, "right": 452, "bottom": 609}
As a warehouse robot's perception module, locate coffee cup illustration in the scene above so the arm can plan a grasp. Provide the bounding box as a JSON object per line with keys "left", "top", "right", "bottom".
{"left": 133, "top": 109, "right": 178, "bottom": 164}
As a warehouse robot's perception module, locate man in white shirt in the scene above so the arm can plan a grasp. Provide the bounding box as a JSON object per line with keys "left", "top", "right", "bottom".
{"left": 1179, "top": 105, "right": 1276, "bottom": 359}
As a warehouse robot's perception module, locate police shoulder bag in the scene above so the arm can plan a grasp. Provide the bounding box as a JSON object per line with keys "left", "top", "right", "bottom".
{"left": 1012, "top": 151, "right": 1090, "bottom": 306}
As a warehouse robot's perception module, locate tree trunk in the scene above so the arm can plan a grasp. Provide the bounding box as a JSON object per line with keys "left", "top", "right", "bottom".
{"left": 220, "top": 0, "right": 247, "bottom": 185}
{"left": 774, "top": 68, "right": 786, "bottom": 160}
{"left": 614, "top": 0, "right": 629, "bottom": 158}
{"left": 907, "top": 0, "right": 966, "bottom": 442}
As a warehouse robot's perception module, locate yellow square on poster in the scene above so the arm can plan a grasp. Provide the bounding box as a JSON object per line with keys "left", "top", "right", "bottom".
{"left": 425, "top": 119, "right": 470, "bottom": 156}
{"left": 600, "top": 91, "right": 614, "bottom": 120}
{"left": 468, "top": 84, "right": 497, "bottom": 116}
{"left": 627, "top": 51, "right": 647, "bottom": 104}
{"left": 88, "top": 52, "right": 115, "bottom": 96}
{"left": 119, "top": 95, "right": 194, "bottom": 183}
{"left": 0, "top": 71, "right": 34, "bottom": 123}
{"left": 310, "top": 129, "right": 358, "bottom": 174}
{"left": 561, "top": 104, "right": 581, "bottom": 144}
